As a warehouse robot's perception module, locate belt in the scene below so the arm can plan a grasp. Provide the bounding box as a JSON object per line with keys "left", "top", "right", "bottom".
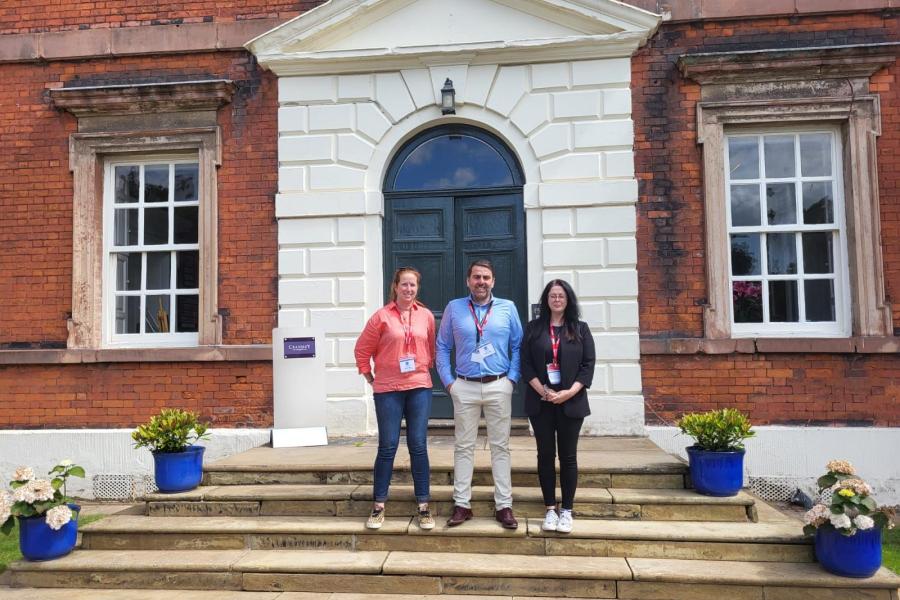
{"left": 457, "top": 374, "right": 507, "bottom": 383}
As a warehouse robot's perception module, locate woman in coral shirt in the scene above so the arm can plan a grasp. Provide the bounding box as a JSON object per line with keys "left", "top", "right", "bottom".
{"left": 355, "top": 267, "right": 435, "bottom": 531}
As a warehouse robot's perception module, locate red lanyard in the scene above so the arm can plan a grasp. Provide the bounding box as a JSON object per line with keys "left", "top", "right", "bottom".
{"left": 549, "top": 324, "right": 561, "bottom": 366}
{"left": 399, "top": 307, "right": 413, "bottom": 353}
{"left": 468, "top": 300, "right": 493, "bottom": 344}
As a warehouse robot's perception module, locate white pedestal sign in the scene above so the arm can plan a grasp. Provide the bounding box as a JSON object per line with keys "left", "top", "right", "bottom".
{"left": 272, "top": 327, "right": 328, "bottom": 447}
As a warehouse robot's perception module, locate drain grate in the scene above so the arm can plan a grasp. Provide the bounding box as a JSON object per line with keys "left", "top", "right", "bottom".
{"left": 749, "top": 476, "right": 817, "bottom": 503}
{"left": 92, "top": 474, "right": 157, "bottom": 500}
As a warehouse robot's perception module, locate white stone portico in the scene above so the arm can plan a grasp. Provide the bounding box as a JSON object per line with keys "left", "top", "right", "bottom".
{"left": 248, "top": 0, "right": 661, "bottom": 436}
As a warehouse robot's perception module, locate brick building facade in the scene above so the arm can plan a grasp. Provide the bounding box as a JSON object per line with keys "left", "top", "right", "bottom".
{"left": 0, "top": 0, "right": 897, "bottom": 498}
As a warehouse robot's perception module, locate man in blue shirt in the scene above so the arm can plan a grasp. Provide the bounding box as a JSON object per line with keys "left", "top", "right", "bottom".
{"left": 436, "top": 259, "right": 523, "bottom": 529}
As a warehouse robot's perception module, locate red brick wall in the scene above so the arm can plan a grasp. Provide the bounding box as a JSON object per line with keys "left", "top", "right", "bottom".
{"left": 0, "top": 51, "right": 278, "bottom": 346}
{"left": 643, "top": 354, "right": 900, "bottom": 427}
{"left": 633, "top": 13, "right": 900, "bottom": 426}
{"left": 0, "top": 2, "right": 326, "bottom": 34}
{"left": 0, "top": 51, "right": 278, "bottom": 427}
{"left": 0, "top": 362, "right": 273, "bottom": 428}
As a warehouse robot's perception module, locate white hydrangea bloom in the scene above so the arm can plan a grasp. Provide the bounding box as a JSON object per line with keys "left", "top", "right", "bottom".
{"left": 12, "top": 484, "right": 37, "bottom": 504}
{"left": 12, "top": 467, "right": 34, "bottom": 482}
{"left": 0, "top": 491, "right": 12, "bottom": 524}
{"left": 44, "top": 505, "right": 72, "bottom": 531}
{"left": 803, "top": 504, "right": 831, "bottom": 526}
{"left": 29, "top": 479, "right": 55, "bottom": 502}
{"left": 829, "top": 513, "right": 852, "bottom": 530}
{"left": 58, "top": 459, "right": 73, "bottom": 467}
{"left": 854, "top": 515, "right": 875, "bottom": 531}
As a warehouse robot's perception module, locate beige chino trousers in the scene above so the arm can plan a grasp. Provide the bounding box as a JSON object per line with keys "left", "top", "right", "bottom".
{"left": 449, "top": 376, "right": 514, "bottom": 510}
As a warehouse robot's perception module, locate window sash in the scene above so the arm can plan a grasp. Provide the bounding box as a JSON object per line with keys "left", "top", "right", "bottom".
{"left": 104, "top": 157, "right": 201, "bottom": 347}
{"left": 724, "top": 128, "right": 850, "bottom": 337}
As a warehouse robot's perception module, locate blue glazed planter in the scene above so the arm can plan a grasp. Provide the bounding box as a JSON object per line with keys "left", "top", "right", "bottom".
{"left": 18, "top": 503, "right": 80, "bottom": 561}
{"left": 153, "top": 445, "right": 205, "bottom": 493}
{"left": 686, "top": 446, "right": 744, "bottom": 497}
{"left": 815, "top": 525, "right": 882, "bottom": 578}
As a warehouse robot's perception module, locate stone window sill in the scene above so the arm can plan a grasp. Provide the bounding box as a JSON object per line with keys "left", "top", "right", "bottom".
{"left": 0, "top": 345, "right": 272, "bottom": 365}
{"left": 640, "top": 337, "right": 899, "bottom": 355}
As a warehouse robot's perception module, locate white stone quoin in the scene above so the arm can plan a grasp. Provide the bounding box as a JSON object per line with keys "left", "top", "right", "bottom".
{"left": 248, "top": 0, "right": 661, "bottom": 435}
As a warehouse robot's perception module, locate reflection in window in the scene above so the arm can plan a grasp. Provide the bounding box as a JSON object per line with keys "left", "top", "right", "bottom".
{"left": 393, "top": 134, "right": 514, "bottom": 190}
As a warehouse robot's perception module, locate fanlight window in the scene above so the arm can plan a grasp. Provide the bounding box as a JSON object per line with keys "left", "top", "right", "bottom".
{"left": 390, "top": 132, "right": 517, "bottom": 191}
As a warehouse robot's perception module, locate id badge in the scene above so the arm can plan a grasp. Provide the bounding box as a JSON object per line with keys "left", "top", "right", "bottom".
{"left": 398, "top": 355, "right": 416, "bottom": 373}
{"left": 547, "top": 363, "right": 561, "bottom": 385}
{"left": 471, "top": 342, "right": 496, "bottom": 362}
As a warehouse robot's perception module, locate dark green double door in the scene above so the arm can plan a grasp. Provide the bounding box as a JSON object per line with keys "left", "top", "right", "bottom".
{"left": 384, "top": 192, "right": 528, "bottom": 418}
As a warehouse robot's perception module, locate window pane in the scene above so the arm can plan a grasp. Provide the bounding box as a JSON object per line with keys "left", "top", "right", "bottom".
{"left": 115, "top": 253, "right": 141, "bottom": 291}
{"left": 730, "top": 184, "right": 760, "bottom": 226}
{"left": 393, "top": 135, "right": 514, "bottom": 190}
{"left": 176, "top": 295, "right": 199, "bottom": 332}
{"left": 731, "top": 234, "right": 761, "bottom": 276}
{"left": 115, "top": 166, "right": 139, "bottom": 204}
{"left": 764, "top": 135, "right": 795, "bottom": 178}
{"left": 146, "top": 252, "right": 171, "bottom": 290}
{"left": 114, "top": 209, "right": 138, "bottom": 246}
{"left": 174, "top": 164, "right": 198, "bottom": 202}
{"left": 803, "top": 232, "right": 834, "bottom": 274}
{"left": 176, "top": 250, "right": 199, "bottom": 289}
{"left": 145, "top": 294, "right": 171, "bottom": 333}
{"left": 802, "top": 181, "right": 834, "bottom": 224}
{"left": 769, "top": 280, "right": 799, "bottom": 322}
{"left": 728, "top": 137, "right": 759, "bottom": 180}
{"left": 805, "top": 280, "right": 836, "bottom": 322}
{"left": 733, "top": 281, "right": 762, "bottom": 323}
{"left": 115, "top": 296, "right": 140, "bottom": 334}
{"left": 766, "top": 183, "right": 797, "bottom": 225}
{"left": 174, "top": 206, "right": 198, "bottom": 244}
{"left": 767, "top": 233, "right": 797, "bottom": 274}
{"left": 144, "top": 164, "right": 169, "bottom": 203}
{"left": 800, "top": 133, "right": 832, "bottom": 177}
{"left": 144, "top": 208, "right": 169, "bottom": 245}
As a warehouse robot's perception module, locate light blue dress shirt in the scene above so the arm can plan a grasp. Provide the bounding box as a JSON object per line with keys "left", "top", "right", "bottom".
{"left": 436, "top": 295, "right": 523, "bottom": 388}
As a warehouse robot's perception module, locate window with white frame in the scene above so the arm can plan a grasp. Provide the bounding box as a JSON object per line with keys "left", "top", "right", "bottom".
{"left": 725, "top": 128, "right": 849, "bottom": 336}
{"left": 104, "top": 157, "right": 201, "bottom": 346}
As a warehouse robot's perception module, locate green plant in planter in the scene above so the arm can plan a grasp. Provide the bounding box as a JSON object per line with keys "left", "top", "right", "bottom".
{"left": 132, "top": 408, "right": 210, "bottom": 454}
{"left": 677, "top": 408, "right": 755, "bottom": 451}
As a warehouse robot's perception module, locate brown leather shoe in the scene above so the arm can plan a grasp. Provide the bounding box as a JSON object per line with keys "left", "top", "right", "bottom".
{"left": 495, "top": 507, "right": 518, "bottom": 529}
{"left": 446, "top": 505, "right": 473, "bottom": 527}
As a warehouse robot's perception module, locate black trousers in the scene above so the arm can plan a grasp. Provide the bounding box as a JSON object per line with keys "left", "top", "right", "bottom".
{"left": 529, "top": 401, "right": 584, "bottom": 510}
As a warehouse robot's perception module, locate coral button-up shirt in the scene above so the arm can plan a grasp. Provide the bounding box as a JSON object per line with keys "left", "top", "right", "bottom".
{"left": 354, "top": 302, "right": 435, "bottom": 394}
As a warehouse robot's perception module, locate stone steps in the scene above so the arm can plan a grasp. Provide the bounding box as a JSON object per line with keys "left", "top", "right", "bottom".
{"left": 80, "top": 515, "right": 812, "bottom": 562}
{"left": 145, "top": 484, "right": 755, "bottom": 522}
{"left": 8, "top": 550, "right": 900, "bottom": 599}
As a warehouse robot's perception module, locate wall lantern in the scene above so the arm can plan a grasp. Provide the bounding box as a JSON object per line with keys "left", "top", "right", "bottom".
{"left": 440, "top": 78, "right": 456, "bottom": 115}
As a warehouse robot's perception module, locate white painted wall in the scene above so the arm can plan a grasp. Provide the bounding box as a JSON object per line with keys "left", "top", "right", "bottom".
{"left": 275, "top": 58, "right": 644, "bottom": 435}
{"left": 648, "top": 426, "right": 900, "bottom": 505}
{"left": 0, "top": 429, "right": 270, "bottom": 499}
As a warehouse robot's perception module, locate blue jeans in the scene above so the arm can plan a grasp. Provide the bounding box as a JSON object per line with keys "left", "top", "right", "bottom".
{"left": 373, "top": 387, "right": 432, "bottom": 503}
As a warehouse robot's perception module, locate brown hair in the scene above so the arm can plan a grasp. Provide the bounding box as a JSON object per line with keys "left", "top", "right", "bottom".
{"left": 466, "top": 258, "right": 494, "bottom": 278}
{"left": 389, "top": 267, "right": 426, "bottom": 307}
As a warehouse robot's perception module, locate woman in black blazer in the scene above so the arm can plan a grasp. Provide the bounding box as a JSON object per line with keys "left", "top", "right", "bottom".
{"left": 521, "top": 279, "right": 595, "bottom": 533}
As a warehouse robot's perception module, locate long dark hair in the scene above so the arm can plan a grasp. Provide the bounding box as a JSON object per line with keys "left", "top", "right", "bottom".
{"left": 530, "top": 279, "right": 581, "bottom": 342}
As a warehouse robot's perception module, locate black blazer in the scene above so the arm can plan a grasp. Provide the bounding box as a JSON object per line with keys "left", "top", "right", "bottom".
{"left": 521, "top": 319, "right": 596, "bottom": 418}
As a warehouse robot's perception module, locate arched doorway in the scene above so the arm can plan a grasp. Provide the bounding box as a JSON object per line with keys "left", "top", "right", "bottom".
{"left": 383, "top": 124, "right": 528, "bottom": 419}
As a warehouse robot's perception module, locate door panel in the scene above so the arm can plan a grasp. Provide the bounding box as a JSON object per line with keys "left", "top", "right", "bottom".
{"left": 384, "top": 192, "right": 527, "bottom": 419}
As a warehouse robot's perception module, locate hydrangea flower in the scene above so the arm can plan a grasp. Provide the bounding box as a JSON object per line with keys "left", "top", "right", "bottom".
{"left": 832, "top": 478, "right": 872, "bottom": 497}
{"left": 854, "top": 515, "right": 875, "bottom": 531}
{"left": 829, "top": 513, "right": 852, "bottom": 529}
{"left": 29, "top": 479, "right": 55, "bottom": 502}
{"left": 803, "top": 503, "right": 831, "bottom": 527}
{"left": 825, "top": 460, "right": 855, "bottom": 475}
{"left": 12, "top": 467, "right": 34, "bottom": 482}
{"left": 44, "top": 505, "right": 72, "bottom": 531}
{"left": 0, "top": 490, "right": 12, "bottom": 524}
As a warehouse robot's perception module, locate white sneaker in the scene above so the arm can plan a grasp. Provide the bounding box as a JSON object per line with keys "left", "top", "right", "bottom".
{"left": 557, "top": 509, "right": 573, "bottom": 533}
{"left": 542, "top": 508, "right": 559, "bottom": 531}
